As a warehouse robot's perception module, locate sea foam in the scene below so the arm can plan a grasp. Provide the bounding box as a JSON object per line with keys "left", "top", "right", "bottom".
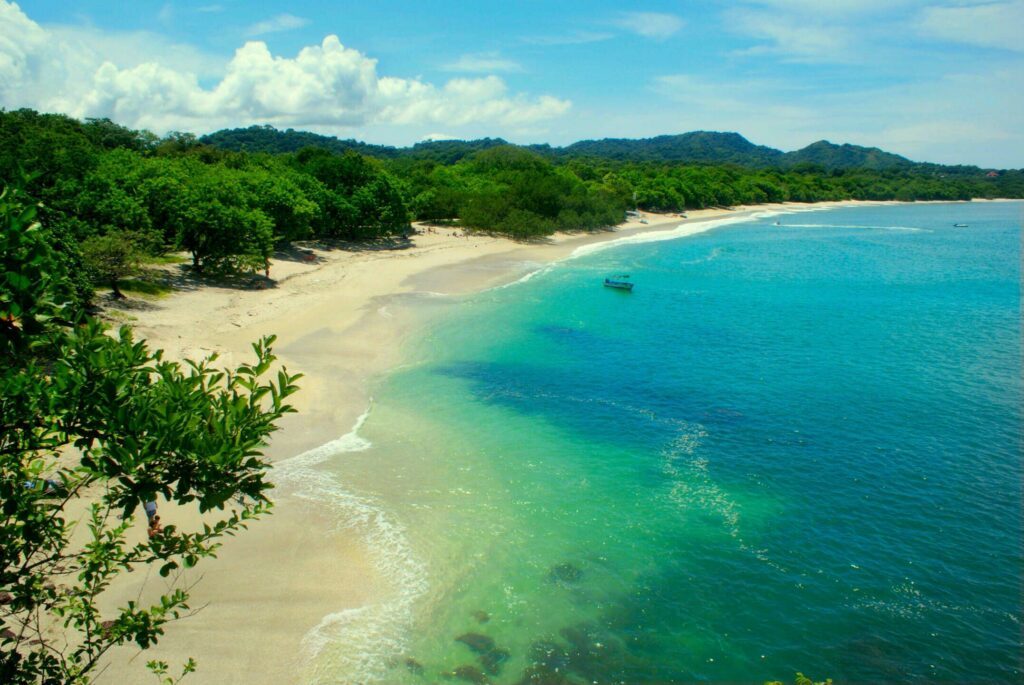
{"left": 275, "top": 405, "right": 428, "bottom": 685}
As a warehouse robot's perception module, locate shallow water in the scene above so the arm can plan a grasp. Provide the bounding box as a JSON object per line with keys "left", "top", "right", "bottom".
{"left": 299, "top": 202, "right": 1022, "bottom": 683}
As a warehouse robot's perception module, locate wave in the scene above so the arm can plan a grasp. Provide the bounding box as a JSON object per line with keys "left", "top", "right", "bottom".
{"left": 488, "top": 261, "right": 555, "bottom": 291}
{"left": 569, "top": 213, "right": 769, "bottom": 260}
{"left": 780, "top": 223, "right": 931, "bottom": 232}
{"left": 275, "top": 405, "right": 428, "bottom": 685}
{"left": 487, "top": 207, "right": 842, "bottom": 293}
{"left": 679, "top": 246, "right": 723, "bottom": 265}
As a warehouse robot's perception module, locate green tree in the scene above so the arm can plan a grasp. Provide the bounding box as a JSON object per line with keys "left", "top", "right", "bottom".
{"left": 177, "top": 167, "right": 274, "bottom": 273}
{"left": 0, "top": 187, "right": 301, "bottom": 683}
{"left": 80, "top": 231, "right": 142, "bottom": 298}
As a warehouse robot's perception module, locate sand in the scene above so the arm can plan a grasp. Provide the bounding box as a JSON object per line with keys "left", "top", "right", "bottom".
{"left": 93, "top": 202, "right": 892, "bottom": 683}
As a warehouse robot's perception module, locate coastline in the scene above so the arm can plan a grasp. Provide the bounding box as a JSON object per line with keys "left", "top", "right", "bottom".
{"left": 97, "top": 199, "right": 976, "bottom": 683}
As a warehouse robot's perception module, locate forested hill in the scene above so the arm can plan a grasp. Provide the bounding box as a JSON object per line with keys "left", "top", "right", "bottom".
{"left": 548, "top": 131, "right": 784, "bottom": 166}
{"left": 199, "top": 125, "right": 401, "bottom": 158}
{"left": 200, "top": 126, "right": 510, "bottom": 164}
{"left": 202, "top": 126, "right": 935, "bottom": 171}
{"left": 783, "top": 140, "right": 912, "bottom": 170}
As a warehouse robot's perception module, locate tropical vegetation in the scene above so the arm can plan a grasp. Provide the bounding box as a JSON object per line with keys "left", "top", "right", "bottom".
{"left": 0, "top": 184, "right": 300, "bottom": 683}
{"left": 2, "top": 108, "right": 1022, "bottom": 302}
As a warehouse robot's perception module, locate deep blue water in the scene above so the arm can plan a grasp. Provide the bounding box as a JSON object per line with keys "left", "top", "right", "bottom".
{"left": 347, "top": 202, "right": 1022, "bottom": 683}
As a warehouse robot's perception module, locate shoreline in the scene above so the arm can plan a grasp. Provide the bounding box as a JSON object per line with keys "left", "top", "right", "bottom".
{"left": 97, "top": 199, "right": 996, "bottom": 683}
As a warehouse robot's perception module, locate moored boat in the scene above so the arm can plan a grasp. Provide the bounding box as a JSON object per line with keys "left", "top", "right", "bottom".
{"left": 604, "top": 275, "right": 634, "bottom": 291}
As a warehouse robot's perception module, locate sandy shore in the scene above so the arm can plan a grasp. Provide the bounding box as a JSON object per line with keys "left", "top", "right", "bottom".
{"left": 95, "top": 200, "right": 899, "bottom": 683}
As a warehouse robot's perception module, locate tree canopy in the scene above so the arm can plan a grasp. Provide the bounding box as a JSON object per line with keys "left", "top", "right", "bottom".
{"left": 2, "top": 108, "right": 1021, "bottom": 303}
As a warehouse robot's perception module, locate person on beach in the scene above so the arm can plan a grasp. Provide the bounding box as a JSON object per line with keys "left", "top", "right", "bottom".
{"left": 144, "top": 500, "right": 157, "bottom": 523}
{"left": 147, "top": 515, "right": 162, "bottom": 538}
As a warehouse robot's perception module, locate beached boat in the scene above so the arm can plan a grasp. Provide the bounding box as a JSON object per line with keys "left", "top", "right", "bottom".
{"left": 604, "top": 275, "right": 634, "bottom": 291}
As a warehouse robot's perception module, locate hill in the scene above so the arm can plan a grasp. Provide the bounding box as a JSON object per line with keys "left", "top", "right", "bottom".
{"left": 199, "top": 126, "right": 509, "bottom": 164}
{"left": 197, "top": 124, "right": 1017, "bottom": 176}
{"left": 199, "top": 125, "right": 400, "bottom": 158}
{"left": 552, "top": 131, "right": 784, "bottom": 166}
{"left": 782, "top": 140, "right": 912, "bottom": 170}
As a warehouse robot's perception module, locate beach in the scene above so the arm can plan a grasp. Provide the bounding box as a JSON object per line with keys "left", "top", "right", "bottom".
{"left": 96, "top": 200, "right": 947, "bottom": 683}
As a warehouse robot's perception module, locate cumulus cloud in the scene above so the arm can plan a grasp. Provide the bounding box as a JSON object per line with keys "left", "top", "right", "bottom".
{"left": 245, "top": 13, "right": 310, "bottom": 37}
{"left": 918, "top": 1, "right": 1024, "bottom": 52}
{"left": 442, "top": 52, "right": 522, "bottom": 73}
{"left": 615, "top": 12, "right": 684, "bottom": 40}
{"left": 0, "top": 1, "right": 570, "bottom": 135}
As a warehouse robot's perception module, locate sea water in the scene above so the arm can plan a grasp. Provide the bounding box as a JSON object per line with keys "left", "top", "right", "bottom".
{"left": 298, "top": 202, "right": 1022, "bottom": 683}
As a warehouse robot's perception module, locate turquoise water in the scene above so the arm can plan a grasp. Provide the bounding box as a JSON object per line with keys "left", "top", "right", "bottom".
{"left": 314, "top": 202, "right": 1022, "bottom": 683}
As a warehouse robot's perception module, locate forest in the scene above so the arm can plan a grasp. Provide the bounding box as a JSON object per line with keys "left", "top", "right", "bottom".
{"left": 2, "top": 109, "right": 1021, "bottom": 308}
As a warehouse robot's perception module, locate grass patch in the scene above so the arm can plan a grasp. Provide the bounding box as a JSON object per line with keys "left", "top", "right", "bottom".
{"left": 103, "top": 310, "right": 138, "bottom": 323}
{"left": 142, "top": 253, "right": 189, "bottom": 265}
{"left": 117, "top": 275, "right": 173, "bottom": 298}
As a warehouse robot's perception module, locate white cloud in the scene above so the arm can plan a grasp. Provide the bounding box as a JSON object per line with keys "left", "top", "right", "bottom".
{"left": 520, "top": 30, "right": 614, "bottom": 46}
{"left": 245, "top": 13, "right": 310, "bottom": 37}
{"left": 647, "top": 66, "right": 1024, "bottom": 167}
{"left": 0, "top": 0, "right": 49, "bottom": 90}
{"left": 739, "top": 0, "right": 916, "bottom": 16}
{"left": 727, "top": 9, "right": 854, "bottom": 62}
{"left": 918, "top": 1, "right": 1024, "bottom": 52}
{"left": 158, "top": 3, "right": 174, "bottom": 26}
{"left": 652, "top": 74, "right": 817, "bottom": 135}
{"left": 46, "top": 24, "right": 226, "bottom": 78}
{"left": 442, "top": 52, "right": 522, "bottom": 73}
{"left": 615, "top": 12, "right": 684, "bottom": 40}
{"left": 0, "top": 2, "right": 571, "bottom": 135}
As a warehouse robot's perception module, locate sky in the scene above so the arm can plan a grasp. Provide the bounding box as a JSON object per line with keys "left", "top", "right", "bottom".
{"left": 1, "top": 1, "right": 1022, "bottom": 167}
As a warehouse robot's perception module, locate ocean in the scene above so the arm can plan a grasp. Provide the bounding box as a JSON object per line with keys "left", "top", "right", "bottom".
{"left": 285, "top": 202, "right": 1022, "bottom": 684}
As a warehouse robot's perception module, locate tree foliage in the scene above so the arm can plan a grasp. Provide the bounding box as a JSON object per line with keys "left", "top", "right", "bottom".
{"left": 2, "top": 108, "right": 1022, "bottom": 290}
{"left": 0, "top": 187, "right": 301, "bottom": 683}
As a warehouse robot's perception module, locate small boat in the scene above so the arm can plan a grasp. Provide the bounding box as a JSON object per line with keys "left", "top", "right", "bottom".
{"left": 953, "top": 223, "right": 968, "bottom": 227}
{"left": 604, "top": 275, "right": 634, "bottom": 292}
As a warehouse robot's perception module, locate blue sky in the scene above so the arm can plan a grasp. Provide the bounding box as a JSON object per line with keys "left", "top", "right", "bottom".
{"left": 2, "top": 1, "right": 1022, "bottom": 166}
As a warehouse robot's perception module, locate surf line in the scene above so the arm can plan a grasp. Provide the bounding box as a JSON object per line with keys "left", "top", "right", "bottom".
{"left": 275, "top": 404, "right": 429, "bottom": 684}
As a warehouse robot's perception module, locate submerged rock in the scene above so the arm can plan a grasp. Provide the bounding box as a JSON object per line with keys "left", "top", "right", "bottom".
{"left": 515, "top": 664, "right": 573, "bottom": 685}
{"left": 548, "top": 562, "right": 582, "bottom": 584}
{"left": 404, "top": 657, "right": 424, "bottom": 675}
{"left": 472, "top": 609, "right": 490, "bottom": 624}
{"left": 451, "top": 664, "right": 489, "bottom": 684}
{"left": 529, "top": 640, "right": 570, "bottom": 670}
{"left": 456, "top": 632, "right": 496, "bottom": 654}
{"left": 480, "top": 647, "right": 510, "bottom": 675}
{"left": 558, "top": 625, "right": 590, "bottom": 649}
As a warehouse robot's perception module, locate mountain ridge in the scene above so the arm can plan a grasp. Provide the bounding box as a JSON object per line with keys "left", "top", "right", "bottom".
{"left": 198, "top": 125, "right": 1002, "bottom": 172}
